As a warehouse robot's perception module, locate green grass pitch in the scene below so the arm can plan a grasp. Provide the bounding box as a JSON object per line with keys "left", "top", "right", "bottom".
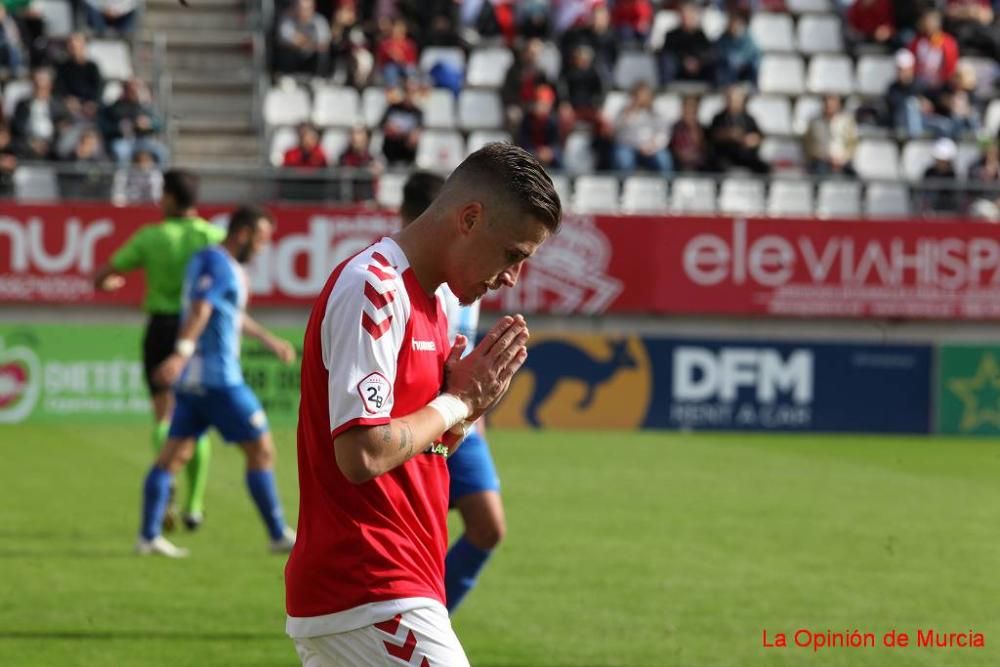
{"left": 2, "top": 425, "right": 999, "bottom": 666}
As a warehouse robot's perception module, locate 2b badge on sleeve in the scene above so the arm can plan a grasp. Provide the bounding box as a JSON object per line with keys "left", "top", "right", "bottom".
{"left": 356, "top": 372, "right": 392, "bottom": 414}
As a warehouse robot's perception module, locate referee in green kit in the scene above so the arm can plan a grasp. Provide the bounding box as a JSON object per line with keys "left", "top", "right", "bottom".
{"left": 94, "top": 170, "right": 222, "bottom": 531}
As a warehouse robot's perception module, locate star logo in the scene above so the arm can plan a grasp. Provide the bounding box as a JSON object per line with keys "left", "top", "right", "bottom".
{"left": 948, "top": 353, "right": 1000, "bottom": 432}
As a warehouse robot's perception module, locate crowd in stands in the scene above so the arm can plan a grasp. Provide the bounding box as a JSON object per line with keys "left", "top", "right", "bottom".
{"left": 270, "top": 0, "right": 1000, "bottom": 217}
{"left": 0, "top": 0, "right": 162, "bottom": 202}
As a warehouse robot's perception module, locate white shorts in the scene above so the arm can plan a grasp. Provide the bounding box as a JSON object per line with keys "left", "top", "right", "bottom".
{"left": 293, "top": 605, "right": 471, "bottom": 667}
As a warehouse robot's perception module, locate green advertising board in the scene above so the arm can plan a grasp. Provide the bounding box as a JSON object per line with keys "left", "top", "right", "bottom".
{"left": 0, "top": 324, "right": 304, "bottom": 425}
{"left": 937, "top": 344, "right": 1000, "bottom": 435}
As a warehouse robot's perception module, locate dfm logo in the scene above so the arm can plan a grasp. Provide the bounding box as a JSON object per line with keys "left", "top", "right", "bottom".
{"left": 672, "top": 347, "right": 814, "bottom": 404}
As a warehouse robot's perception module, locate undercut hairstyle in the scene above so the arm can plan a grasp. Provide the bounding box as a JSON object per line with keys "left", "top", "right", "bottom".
{"left": 401, "top": 171, "right": 445, "bottom": 225}
{"left": 163, "top": 170, "right": 199, "bottom": 210}
{"left": 227, "top": 204, "right": 274, "bottom": 237}
{"left": 441, "top": 142, "right": 562, "bottom": 232}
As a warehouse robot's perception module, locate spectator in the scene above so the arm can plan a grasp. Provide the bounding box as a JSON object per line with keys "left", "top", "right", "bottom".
{"left": 282, "top": 122, "right": 327, "bottom": 168}
{"left": 111, "top": 148, "right": 163, "bottom": 205}
{"left": 708, "top": 85, "right": 770, "bottom": 174}
{"left": 714, "top": 10, "right": 760, "bottom": 87}
{"left": 516, "top": 0, "right": 551, "bottom": 39}
{"left": 845, "top": 0, "right": 896, "bottom": 49}
{"left": 909, "top": 9, "right": 959, "bottom": 88}
{"left": 63, "top": 126, "right": 106, "bottom": 163}
{"left": 559, "top": 45, "right": 606, "bottom": 120}
{"left": 670, "top": 94, "right": 709, "bottom": 172}
{"left": 98, "top": 77, "right": 168, "bottom": 166}
{"left": 887, "top": 49, "right": 936, "bottom": 137}
{"left": 518, "top": 84, "right": 562, "bottom": 169}
{"left": 613, "top": 82, "right": 672, "bottom": 175}
{"left": 339, "top": 125, "right": 380, "bottom": 202}
{"left": 330, "top": 3, "right": 373, "bottom": 88}
{"left": 804, "top": 95, "right": 858, "bottom": 176}
{"left": 968, "top": 140, "right": 1000, "bottom": 219}
{"left": 501, "top": 38, "right": 554, "bottom": 135}
{"left": 928, "top": 65, "right": 980, "bottom": 138}
{"left": 0, "top": 123, "right": 17, "bottom": 196}
{"left": 892, "top": 0, "right": 923, "bottom": 45}
{"left": 55, "top": 33, "right": 103, "bottom": 121}
{"left": 560, "top": 4, "right": 617, "bottom": 82}
{"left": 611, "top": 0, "right": 653, "bottom": 47}
{"left": 83, "top": 0, "right": 139, "bottom": 36}
{"left": 0, "top": 3, "right": 25, "bottom": 76}
{"left": 11, "top": 68, "right": 70, "bottom": 160}
{"left": 379, "top": 81, "right": 423, "bottom": 165}
{"left": 275, "top": 0, "right": 331, "bottom": 76}
{"left": 921, "top": 137, "right": 961, "bottom": 214}
{"left": 659, "top": 2, "right": 714, "bottom": 85}
{"left": 375, "top": 18, "right": 418, "bottom": 87}
{"left": 944, "top": 0, "right": 1000, "bottom": 59}
{"left": 58, "top": 127, "right": 110, "bottom": 199}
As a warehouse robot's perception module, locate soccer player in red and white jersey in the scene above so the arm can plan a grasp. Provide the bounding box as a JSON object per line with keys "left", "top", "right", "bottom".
{"left": 285, "top": 143, "right": 562, "bottom": 666}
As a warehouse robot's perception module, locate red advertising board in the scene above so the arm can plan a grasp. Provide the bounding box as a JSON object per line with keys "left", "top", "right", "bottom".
{"left": 3, "top": 203, "right": 1000, "bottom": 319}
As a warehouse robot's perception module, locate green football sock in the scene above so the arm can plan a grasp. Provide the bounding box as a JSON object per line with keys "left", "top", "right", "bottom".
{"left": 184, "top": 435, "right": 211, "bottom": 516}
{"left": 152, "top": 420, "right": 170, "bottom": 455}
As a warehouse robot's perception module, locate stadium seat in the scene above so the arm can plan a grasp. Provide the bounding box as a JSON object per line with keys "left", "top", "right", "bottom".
{"left": 855, "top": 55, "right": 896, "bottom": 97}
{"left": 35, "top": 0, "right": 73, "bottom": 37}
{"left": 538, "top": 42, "right": 562, "bottom": 81}
{"left": 368, "top": 130, "right": 384, "bottom": 158}
{"left": 792, "top": 95, "right": 822, "bottom": 135}
{"left": 602, "top": 90, "right": 629, "bottom": 121}
{"left": 466, "top": 130, "right": 512, "bottom": 155}
{"left": 564, "top": 131, "right": 596, "bottom": 175}
{"left": 671, "top": 176, "right": 717, "bottom": 214}
{"left": 312, "top": 85, "right": 360, "bottom": 127}
{"left": 797, "top": 14, "right": 844, "bottom": 54}
{"left": 956, "top": 142, "right": 982, "bottom": 178}
{"left": 88, "top": 40, "right": 133, "bottom": 80}
{"left": 2, "top": 79, "right": 31, "bottom": 119}
{"left": 649, "top": 10, "right": 680, "bottom": 50}
{"left": 747, "top": 95, "right": 793, "bottom": 136}
{"left": 984, "top": 99, "right": 1000, "bottom": 138}
{"left": 416, "top": 130, "right": 464, "bottom": 171}
{"left": 362, "top": 87, "right": 388, "bottom": 128}
{"left": 613, "top": 51, "right": 658, "bottom": 90}
{"left": 101, "top": 79, "right": 122, "bottom": 106}
{"left": 900, "top": 140, "right": 934, "bottom": 181}
{"left": 264, "top": 84, "right": 311, "bottom": 127}
{"left": 787, "top": 0, "right": 833, "bottom": 13}
{"left": 419, "top": 47, "right": 465, "bottom": 74}
{"left": 572, "top": 175, "right": 620, "bottom": 213}
{"left": 654, "top": 92, "right": 682, "bottom": 126}
{"left": 750, "top": 13, "right": 795, "bottom": 53}
{"left": 458, "top": 89, "right": 503, "bottom": 130}
{"left": 466, "top": 47, "right": 514, "bottom": 88}
{"left": 269, "top": 126, "right": 297, "bottom": 166}
{"left": 421, "top": 88, "right": 456, "bottom": 129}
{"left": 760, "top": 54, "right": 806, "bottom": 95}
{"left": 719, "top": 177, "right": 766, "bottom": 215}
{"left": 853, "top": 139, "right": 901, "bottom": 180}
{"left": 376, "top": 172, "right": 407, "bottom": 209}
{"left": 621, "top": 176, "right": 669, "bottom": 213}
{"left": 702, "top": 7, "right": 727, "bottom": 40}
{"left": 767, "top": 179, "right": 814, "bottom": 216}
{"left": 548, "top": 173, "right": 573, "bottom": 207}
{"left": 958, "top": 57, "right": 998, "bottom": 98}
{"left": 865, "top": 183, "right": 911, "bottom": 217}
{"left": 698, "top": 93, "right": 725, "bottom": 126}
{"left": 14, "top": 166, "right": 58, "bottom": 202}
{"left": 807, "top": 55, "right": 854, "bottom": 95}
{"left": 816, "top": 180, "right": 862, "bottom": 217}
{"left": 321, "top": 129, "right": 349, "bottom": 162}
{"left": 760, "top": 137, "right": 805, "bottom": 170}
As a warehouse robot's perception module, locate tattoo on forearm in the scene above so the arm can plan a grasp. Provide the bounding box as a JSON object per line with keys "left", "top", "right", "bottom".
{"left": 377, "top": 425, "right": 392, "bottom": 447}
{"left": 397, "top": 421, "right": 414, "bottom": 457}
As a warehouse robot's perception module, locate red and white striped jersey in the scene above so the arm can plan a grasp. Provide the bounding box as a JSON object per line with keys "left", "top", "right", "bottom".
{"left": 285, "top": 237, "right": 453, "bottom": 638}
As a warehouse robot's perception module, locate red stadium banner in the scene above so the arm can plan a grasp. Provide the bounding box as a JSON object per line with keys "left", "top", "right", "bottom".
{"left": 3, "top": 203, "right": 1000, "bottom": 319}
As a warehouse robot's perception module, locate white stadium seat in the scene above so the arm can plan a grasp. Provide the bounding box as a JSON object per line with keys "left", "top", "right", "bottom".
{"left": 853, "top": 139, "right": 901, "bottom": 181}
{"left": 548, "top": 173, "right": 573, "bottom": 207}
{"left": 760, "top": 137, "right": 805, "bottom": 170}
{"left": 458, "top": 89, "right": 503, "bottom": 130}
{"left": 649, "top": 11, "right": 680, "bottom": 50}
{"left": 466, "top": 47, "right": 514, "bottom": 88}
{"left": 2, "top": 79, "right": 32, "bottom": 119}
{"left": 787, "top": 0, "right": 833, "bottom": 13}
{"left": 900, "top": 140, "right": 934, "bottom": 181}
{"left": 747, "top": 95, "right": 793, "bottom": 136}
{"left": 698, "top": 93, "right": 725, "bottom": 126}
{"left": 807, "top": 54, "right": 854, "bottom": 95}
{"left": 956, "top": 142, "right": 982, "bottom": 178}
{"left": 88, "top": 40, "right": 132, "bottom": 81}
{"left": 792, "top": 95, "right": 822, "bottom": 135}
{"left": 538, "top": 42, "right": 562, "bottom": 81}
{"left": 865, "top": 183, "right": 911, "bottom": 217}
{"left": 465, "top": 130, "right": 512, "bottom": 155}
{"left": 572, "top": 175, "right": 620, "bottom": 213}
{"left": 959, "top": 57, "right": 998, "bottom": 98}
{"left": 622, "top": 176, "right": 669, "bottom": 214}
{"left": 760, "top": 54, "right": 806, "bottom": 95}
{"left": 751, "top": 13, "right": 795, "bottom": 52}
{"left": 654, "top": 92, "right": 682, "bottom": 126}
{"left": 419, "top": 47, "right": 465, "bottom": 73}
{"left": 362, "top": 87, "right": 388, "bottom": 128}
{"left": 768, "top": 179, "right": 814, "bottom": 216}
{"left": 421, "top": 88, "right": 456, "bottom": 129}
{"left": 269, "top": 126, "right": 297, "bottom": 166}
{"left": 613, "top": 51, "right": 658, "bottom": 90}
{"left": 602, "top": 90, "right": 630, "bottom": 121}
{"left": 36, "top": 0, "right": 73, "bottom": 37}
{"left": 564, "top": 131, "right": 596, "bottom": 175}
{"left": 719, "top": 177, "right": 766, "bottom": 215}
{"left": 855, "top": 55, "right": 897, "bottom": 97}
{"left": 376, "top": 172, "right": 407, "bottom": 209}
{"left": 797, "top": 14, "right": 844, "bottom": 54}
{"left": 671, "top": 177, "right": 717, "bottom": 214}
{"left": 702, "top": 7, "right": 727, "bottom": 40}
{"left": 817, "top": 180, "right": 862, "bottom": 218}
{"left": 264, "top": 84, "right": 311, "bottom": 127}
{"left": 321, "top": 129, "right": 349, "bottom": 162}
{"left": 14, "top": 166, "right": 58, "bottom": 202}
{"left": 416, "top": 130, "right": 465, "bottom": 171}
{"left": 312, "top": 85, "right": 360, "bottom": 127}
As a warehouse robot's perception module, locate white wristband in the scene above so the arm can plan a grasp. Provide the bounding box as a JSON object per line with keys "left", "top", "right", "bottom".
{"left": 175, "top": 338, "right": 196, "bottom": 358}
{"left": 427, "top": 393, "right": 471, "bottom": 432}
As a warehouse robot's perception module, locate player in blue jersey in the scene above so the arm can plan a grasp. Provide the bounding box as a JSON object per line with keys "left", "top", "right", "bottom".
{"left": 134, "top": 205, "right": 297, "bottom": 557}
{"left": 400, "top": 172, "right": 505, "bottom": 613}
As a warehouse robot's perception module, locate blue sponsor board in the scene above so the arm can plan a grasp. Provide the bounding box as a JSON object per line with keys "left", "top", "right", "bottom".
{"left": 492, "top": 335, "right": 932, "bottom": 434}
{"left": 642, "top": 338, "right": 932, "bottom": 433}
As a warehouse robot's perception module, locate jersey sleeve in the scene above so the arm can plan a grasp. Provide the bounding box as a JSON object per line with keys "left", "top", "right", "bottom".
{"left": 321, "top": 260, "right": 408, "bottom": 438}
{"left": 109, "top": 227, "right": 149, "bottom": 271}
{"left": 186, "top": 251, "right": 231, "bottom": 308}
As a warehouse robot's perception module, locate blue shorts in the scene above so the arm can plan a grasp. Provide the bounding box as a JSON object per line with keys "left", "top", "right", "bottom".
{"left": 169, "top": 384, "right": 268, "bottom": 444}
{"left": 448, "top": 430, "right": 500, "bottom": 504}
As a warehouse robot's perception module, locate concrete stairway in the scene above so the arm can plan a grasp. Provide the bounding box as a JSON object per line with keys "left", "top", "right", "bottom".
{"left": 138, "top": 0, "right": 261, "bottom": 169}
